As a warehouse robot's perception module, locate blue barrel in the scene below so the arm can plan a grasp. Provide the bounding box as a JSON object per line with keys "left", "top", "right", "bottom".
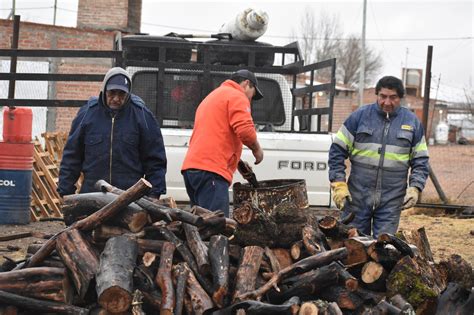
{"left": 0, "top": 142, "right": 33, "bottom": 224}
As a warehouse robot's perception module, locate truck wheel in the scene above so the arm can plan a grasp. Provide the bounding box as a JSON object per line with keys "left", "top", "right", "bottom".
{"left": 122, "top": 35, "right": 192, "bottom": 63}
{"left": 197, "top": 39, "right": 275, "bottom": 67}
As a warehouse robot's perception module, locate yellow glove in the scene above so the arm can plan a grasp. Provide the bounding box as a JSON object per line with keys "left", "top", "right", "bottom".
{"left": 331, "top": 181, "right": 352, "bottom": 210}
{"left": 402, "top": 187, "right": 420, "bottom": 209}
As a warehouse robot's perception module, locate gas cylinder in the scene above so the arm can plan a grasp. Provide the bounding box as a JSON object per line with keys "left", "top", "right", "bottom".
{"left": 3, "top": 107, "right": 33, "bottom": 143}
{"left": 219, "top": 8, "right": 269, "bottom": 41}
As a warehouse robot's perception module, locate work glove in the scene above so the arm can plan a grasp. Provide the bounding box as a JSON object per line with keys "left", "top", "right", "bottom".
{"left": 330, "top": 181, "right": 352, "bottom": 210}
{"left": 402, "top": 187, "right": 420, "bottom": 209}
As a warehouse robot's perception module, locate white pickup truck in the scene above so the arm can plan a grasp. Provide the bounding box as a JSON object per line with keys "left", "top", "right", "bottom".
{"left": 120, "top": 35, "right": 337, "bottom": 207}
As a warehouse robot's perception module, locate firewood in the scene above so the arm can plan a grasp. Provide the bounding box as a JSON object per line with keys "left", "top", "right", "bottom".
{"left": 213, "top": 296, "right": 300, "bottom": 315}
{"left": 141, "top": 290, "right": 162, "bottom": 313}
{"left": 62, "top": 192, "right": 149, "bottom": 232}
{"left": 437, "top": 254, "right": 473, "bottom": 290}
{"left": 318, "top": 285, "right": 364, "bottom": 311}
{"left": 56, "top": 228, "right": 99, "bottom": 299}
{"left": 272, "top": 248, "right": 293, "bottom": 269}
{"left": 343, "top": 237, "right": 376, "bottom": 267}
{"left": 233, "top": 246, "right": 265, "bottom": 303}
{"left": 0, "top": 232, "right": 52, "bottom": 241}
{"left": 0, "top": 267, "right": 72, "bottom": 303}
{"left": 232, "top": 202, "right": 257, "bottom": 225}
{"left": 302, "top": 225, "right": 329, "bottom": 255}
{"left": 236, "top": 248, "right": 348, "bottom": 301}
{"left": 142, "top": 252, "right": 158, "bottom": 268}
{"left": 367, "top": 242, "right": 402, "bottom": 271}
{"left": 24, "top": 254, "right": 65, "bottom": 269}
{"left": 353, "top": 286, "right": 385, "bottom": 305}
{"left": 434, "top": 282, "right": 474, "bottom": 315}
{"left": 136, "top": 239, "right": 165, "bottom": 255}
{"left": 92, "top": 224, "right": 144, "bottom": 242}
{"left": 386, "top": 255, "right": 445, "bottom": 311}
{"left": 0, "top": 305, "right": 17, "bottom": 315}
{"left": 265, "top": 247, "right": 282, "bottom": 274}
{"left": 133, "top": 264, "right": 156, "bottom": 293}
{"left": 398, "top": 227, "right": 434, "bottom": 262}
{"left": 182, "top": 262, "right": 214, "bottom": 315}
{"left": 158, "top": 227, "right": 213, "bottom": 295}
{"left": 270, "top": 262, "right": 340, "bottom": 303}
{"left": 361, "top": 261, "right": 387, "bottom": 292}
{"left": 192, "top": 206, "right": 237, "bottom": 236}
{"left": 172, "top": 263, "right": 189, "bottom": 315}
{"left": 333, "top": 262, "right": 358, "bottom": 292}
{"left": 131, "top": 289, "right": 146, "bottom": 315}
{"left": 359, "top": 300, "right": 402, "bottom": 315}
{"left": 389, "top": 294, "right": 415, "bottom": 314}
{"left": 183, "top": 223, "right": 210, "bottom": 275}
{"left": 290, "top": 241, "right": 303, "bottom": 260}
{"left": 0, "top": 289, "right": 88, "bottom": 315}
{"left": 96, "top": 235, "right": 138, "bottom": 313}
{"left": 155, "top": 241, "right": 175, "bottom": 315}
{"left": 318, "top": 216, "right": 354, "bottom": 239}
{"left": 209, "top": 235, "right": 229, "bottom": 308}
{"left": 298, "top": 302, "right": 318, "bottom": 315}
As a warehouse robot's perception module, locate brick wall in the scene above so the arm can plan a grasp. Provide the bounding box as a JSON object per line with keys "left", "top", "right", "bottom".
{"left": 0, "top": 19, "right": 115, "bottom": 133}
{"left": 77, "top": 0, "right": 141, "bottom": 33}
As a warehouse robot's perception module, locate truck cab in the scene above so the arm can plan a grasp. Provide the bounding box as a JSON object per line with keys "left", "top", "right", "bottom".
{"left": 118, "top": 34, "right": 337, "bottom": 207}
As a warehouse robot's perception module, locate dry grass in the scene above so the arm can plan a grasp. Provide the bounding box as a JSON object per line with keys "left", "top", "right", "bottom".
{"left": 399, "top": 210, "right": 474, "bottom": 266}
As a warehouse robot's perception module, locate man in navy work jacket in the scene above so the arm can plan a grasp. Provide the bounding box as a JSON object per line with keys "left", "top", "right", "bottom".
{"left": 58, "top": 67, "right": 167, "bottom": 199}
{"left": 329, "top": 76, "right": 429, "bottom": 237}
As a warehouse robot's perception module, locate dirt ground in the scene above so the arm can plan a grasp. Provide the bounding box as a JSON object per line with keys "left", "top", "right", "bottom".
{"left": 0, "top": 209, "right": 472, "bottom": 268}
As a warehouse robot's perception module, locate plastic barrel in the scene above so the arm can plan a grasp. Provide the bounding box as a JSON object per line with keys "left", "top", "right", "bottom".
{"left": 3, "top": 107, "right": 33, "bottom": 143}
{"left": 0, "top": 142, "right": 34, "bottom": 224}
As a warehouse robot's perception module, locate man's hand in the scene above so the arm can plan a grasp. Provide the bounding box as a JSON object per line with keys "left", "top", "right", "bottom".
{"left": 330, "top": 181, "right": 352, "bottom": 210}
{"left": 247, "top": 140, "right": 263, "bottom": 165}
{"left": 402, "top": 187, "right": 420, "bottom": 209}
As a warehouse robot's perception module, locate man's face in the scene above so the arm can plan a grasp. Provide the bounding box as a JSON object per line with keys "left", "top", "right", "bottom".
{"left": 106, "top": 89, "right": 127, "bottom": 110}
{"left": 242, "top": 80, "right": 256, "bottom": 102}
{"left": 377, "top": 87, "right": 401, "bottom": 114}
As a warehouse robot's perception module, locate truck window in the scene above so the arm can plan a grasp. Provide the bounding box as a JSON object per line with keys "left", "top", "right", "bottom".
{"left": 131, "top": 70, "right": 285, "bottom": 128}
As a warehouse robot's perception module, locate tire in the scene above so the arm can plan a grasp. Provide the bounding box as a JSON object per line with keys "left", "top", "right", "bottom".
{"left": 122, "top": 35, "right": 192, "bottom": 63}
{"left": 197, "top": 39, "right": 274, "bottom": 67}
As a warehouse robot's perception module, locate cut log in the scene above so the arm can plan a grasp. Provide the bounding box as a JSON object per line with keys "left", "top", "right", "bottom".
{"left": 62, "top": 192, "right": 148, "bottom": 232}
{"left": 209, "top": 235, "right": 229, "bottom": 308}
{"left": 236, "top": 247, "right": 348, "bottom": 301}
{"left": 377, "top": 233, "right": 414, "bottom": 258}
{"left": 182, "top": 262, "right": 214, "bottom": 315}
{"left": 367, "top": 242, "right": 402, "bottom": 271}
{"left": 265, "top": 247, "right": 281, "bottom": 274}
{"left": 318, "top": 285, "right": 364, "bottom": 311}
{"left": 437, "top": 254, "right": 473, "bottom": 290}
{"left": 389, "top": 294, "right": 415, "bottom": 314}
{"left": 155, "top": 241, "right": 175, "bottom": 315}
{"left": 0, "top": 267, "right": 72, "bottom": 303}
{"left": 183, "top": 223, "right": 210, "bottom": 275}
{"left": 362, "top": 300, "right": 402, "bottom": 315}
{"left": 211, "top": 296, "right": 300, "bottom": 315}
{"left": 92, "top": 225, "right": 134, "bottom": 242}
{"left": 0, "top": 290, "right": 88, "bottom": 315}
{"left": 302, "top": 224, "right": 329, "bottom": 255}
{"left": 56, "top": 228, "right": 99, "bottom": 299}
{"left": 386, "top": 255, "right": 446, "bottom": 312}
{"left": 158, "top": 227, "right": 213, "bottom": 295}
{"left": 173, "top": 263, "right": 189, "bottom": 315}
{"left": 298, "top": 302, "right": 318, "bottom": 315}
{"left": 290, "top": 241, "right": 303, "bottom": 260}
{"left": 361, "top": 261, "right": 387, "bottom": 292}
{"left": 96, "top": 235, "right": 138, "bottom": 314}
{"left": 137, "top": 239, "right": 165, "bottom": 255}
{"left": 398, "top": 227, "right": 434, "bottom": 262}
{"left": 233, "top": 245, "right": 265, "bottom": 302}
{"left": 272, "top": 248, "right": 293, "bottom": 269}
{"left": 343, "top": 237, "right": 375, "bottom": 267}
{"left": 333, "top": 262, "right": 358, "bottom": 292}
{"left": 142, "top": 252, "right": 158, "bottom": 268}
{"left": 318, "top": 216, "right": 354, "bottom": 239}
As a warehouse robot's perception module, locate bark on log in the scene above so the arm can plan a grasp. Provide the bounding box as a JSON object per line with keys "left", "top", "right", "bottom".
{"left": 0, "top": 290, "right": 88, "bottom": 315}
{"left": 435, "top": 282, "right": 474, "bottom": 315}
{"left": 155, "top": 241, "right": 175, "bottom": 315}
{"left": 62, "top": 192, "right": 148, "bottom": 232}
{"left": 367, "top": 242, "right": 402, "bottom": 271}
{"left": 318, "top": 216, "right": 354, "bottom": 239}
{"left": 182, "top": 262, "right": 214, "bottom": 315}
{"left": 183, "top": 223, "right": 210, "bottom": 275}
{"left": 209, "top": 235, "right": 229, "bottom": 308}
{"left": 318, "top": 285, "right": 364, "bottom": 311}
{"left": 0, "top": 267, "right": 72, "bottom": 303}
{"left": 208, "top": 296, "right": 300, "bottom": 315}
{"left": 437, "top": 254, "right": 473, "bottom": 290}
{"left": 173, "top": 263, "right": 189, "bottom": 315}
{"left": 158, "top": 227, "right": 213, "bottom": 295}
{"left": 333, "top": 262, "right": 359, "bottom": 292}
{"left": 343, "top": 237, "right": 376, "bottom": 267}
{"left": 361, "top": 261, "right": 387, "bottom": 292}
{"left": 389, "top": 294, "right": 415, "bottom": 314}
{"left": 233, "top": 246, "right": 265, "bottom": 302}
{"left": 377, "top": 233, "right": 414, "bottom": 258}
{"left": 290, "top": 241, "right": 303, "bottom": 260}
{"left": 398, "top": 227, "right": 434, "bottom": 262}
{"left": 56, "top": 228, "right": 99, "bottom": 299}
{"left": 0, "top": 305, "right": 17, "bottom": 315}
{"left": 360, "top": 300, "right": 402, "bottom": 315}
{"left": 302, "top": 225, "right": 329, "bottom": 255}
{"left": 137, "top": 239, "right": 165, "bottom": 255}
{"left": 264, "top": 247, "right": 281, "bottom": 274}
{"left": 236, "top": 248, "right": 348, "bottom": 301}
{"left": 386, "top": 255, "right": 445, "bottom": 311}
{"left": 271, "top": 248, "right": 293, "bottom": 269}
{"left": 92, "top": 224, "right": 140, "bottom": 242}
{"left": 96, "top": 235, "right": 138, "bottom": 313}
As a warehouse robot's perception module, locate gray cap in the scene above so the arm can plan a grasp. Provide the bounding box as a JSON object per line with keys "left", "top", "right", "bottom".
{"left": 231, "top": 69, "right": 263, "bottom": 100}
{"left": 106, "top": 74, "right": 130, "bottom": 93}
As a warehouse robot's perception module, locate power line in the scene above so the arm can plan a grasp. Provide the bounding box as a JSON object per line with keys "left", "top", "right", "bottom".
{"left": 0, "top": 6, "right": 53, "bottom": 11}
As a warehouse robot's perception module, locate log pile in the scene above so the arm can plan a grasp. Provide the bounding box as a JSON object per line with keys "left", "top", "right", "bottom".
{"left": 0, "top": 178, "right": 472, "bottom": 314}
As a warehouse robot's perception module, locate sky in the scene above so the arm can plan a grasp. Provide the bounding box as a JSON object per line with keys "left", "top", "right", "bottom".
{"left": 1, "top": 0, "right": 473, "bottom": 103}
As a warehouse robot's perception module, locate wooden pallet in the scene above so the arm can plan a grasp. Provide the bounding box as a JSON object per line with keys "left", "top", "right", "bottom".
{"left": 30, "top": 137, "right": 63, "bottom": 221}
{"left": 42, "top": 132, "right": 68, "bottom": 167}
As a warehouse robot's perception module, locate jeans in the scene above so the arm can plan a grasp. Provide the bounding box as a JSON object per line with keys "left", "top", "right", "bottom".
{"left": 182, "top": 169, "right": 230, "bottom": 217}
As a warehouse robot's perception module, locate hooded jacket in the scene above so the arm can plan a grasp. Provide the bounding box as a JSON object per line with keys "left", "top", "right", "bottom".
{"left": 58, "top": 67, "right": 167, "bottom": 197}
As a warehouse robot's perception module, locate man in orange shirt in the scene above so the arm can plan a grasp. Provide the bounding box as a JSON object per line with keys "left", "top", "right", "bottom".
{"left": 181, "top": 69, "right": 264, "bottom": 217}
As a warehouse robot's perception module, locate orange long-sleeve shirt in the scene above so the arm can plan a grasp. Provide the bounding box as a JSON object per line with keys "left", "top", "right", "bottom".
{"left": 181, "top": 80, "right": 257, "bottom": 183}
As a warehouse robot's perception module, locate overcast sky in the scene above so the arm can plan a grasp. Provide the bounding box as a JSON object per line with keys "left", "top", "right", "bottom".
{"left": 1, "top": 0, "right": 473, "bottom": 101}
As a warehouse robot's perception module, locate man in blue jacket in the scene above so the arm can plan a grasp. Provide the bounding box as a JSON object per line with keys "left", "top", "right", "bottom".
{"left": 329, "top": 76, "right": 429, "bottom": 237}
{"left": 58, "top": 67, "right": 167, "bottom": 199}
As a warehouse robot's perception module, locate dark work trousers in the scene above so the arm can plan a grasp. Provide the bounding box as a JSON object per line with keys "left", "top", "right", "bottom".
{"left": 182, "top": 169, "right": 230, "bottom": 217}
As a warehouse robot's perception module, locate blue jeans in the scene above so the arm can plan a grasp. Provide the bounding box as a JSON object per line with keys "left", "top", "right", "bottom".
{"left": 182, "top": 169, "right": 230, "bottom": 217}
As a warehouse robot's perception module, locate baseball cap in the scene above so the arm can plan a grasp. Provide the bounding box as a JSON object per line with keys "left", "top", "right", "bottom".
{"left": 106, "top": 74, "right": 130, "bottom": 93}
{"left": 231, "top": 69, "right": 264, "bottom": 100}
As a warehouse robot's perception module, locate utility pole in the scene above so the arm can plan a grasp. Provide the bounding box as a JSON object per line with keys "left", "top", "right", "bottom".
{"left": 53, "top": 0, "right": 58, "bottom": 25}
{"left": 403, "top": 48, "right": 409, "bottom": 86}
{"left": 358, "top": 0, "right": 367, "bottom": 106}
{"left": 7, "top": 0, "right": 16, "bottom": 20}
